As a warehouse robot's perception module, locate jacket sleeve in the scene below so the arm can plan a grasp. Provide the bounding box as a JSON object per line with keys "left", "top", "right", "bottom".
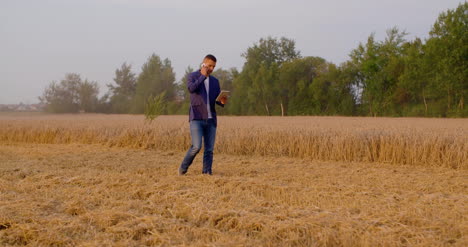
{"left": 187, "top": 73, "right": 206, "bottom": 93}
{"left": 216, "top": 101, "right": 225, "bottom": 107}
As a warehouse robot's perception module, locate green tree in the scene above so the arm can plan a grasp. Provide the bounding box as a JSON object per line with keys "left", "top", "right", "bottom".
{"left": 172, "top": 66, "right": 194, "bottom": 114}
{"left": 332, "top": 63, "right": 359, "bottom": 115}
{"left": 132, "top": 54, "right": 176, "bottom": 114}
{"left": 349, "top": 28, "right": 408, "bottom": 116}
{"left": 398, "top": 38, "right": 430, "bottom": 116}
{"left": 145, "top": 91, "right": 166, "bottom": 122}
{"left": 278, "top": 56, "right": 328, "bottom": 115}
{"left": 107, "top": 62, "right": 137, "bottom": 113}
{"left": 397, "top": 3, "right": 467, "bottom": 117}
{"left": 278, "top": 57, "right": 356, "bottom": 116}
{"left": 211, "top": 67, "right": 237, "bottom": 92}
{"left": 424, "top": 2, "right": 467, "bottom": 116}
{"left": 39, "top": 73, "right": 80, "bottom": 113}
{"left": 211, "top": 67, "right": 238, "bottom": 115}
{"left": 79, "top": 79, "right": 99, "bottom": 113}
{"left": 39, "top": 73, "right": 99, "bottom": 113}
{"left": 232, "top": 36, "right": 300, "bottom": 115}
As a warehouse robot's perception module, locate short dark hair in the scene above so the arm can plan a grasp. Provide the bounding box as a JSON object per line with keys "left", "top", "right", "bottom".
{"left": 204, "top": 54, "right": 217, "bottom": 62}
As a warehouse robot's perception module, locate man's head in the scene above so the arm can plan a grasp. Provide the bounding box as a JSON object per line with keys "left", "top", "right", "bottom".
{"left": 202, "top": 54, "right": 217, "bottom": 75}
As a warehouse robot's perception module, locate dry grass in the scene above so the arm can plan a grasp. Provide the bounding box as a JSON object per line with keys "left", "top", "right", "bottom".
{"left": 0, "top": 113, "right": 467, "bottom": 246}
{"left": 0, "top": 142, "right": 466, "bottom": 246}
{"left": 0, "top": 113, "right": 466, "bottom": 168}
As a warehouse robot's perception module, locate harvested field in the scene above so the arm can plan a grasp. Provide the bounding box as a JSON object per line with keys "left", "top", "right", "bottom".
{"left": 0, "top": 113, "right": 467, "bottom": 246}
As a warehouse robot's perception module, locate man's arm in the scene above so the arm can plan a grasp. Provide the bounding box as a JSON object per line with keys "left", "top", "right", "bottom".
{"left": 187, "top": 73, "right": 206, "bottom": 93}
{"left": 216, "top": 101, "right": 225, "bottom": 107}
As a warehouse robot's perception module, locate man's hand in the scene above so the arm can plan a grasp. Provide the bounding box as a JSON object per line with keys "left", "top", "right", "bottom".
{"left": 201, "top": 64, "right": 209, "bottom": 76}
{"left": 219, "top": 95, "right": 228, "bottom": 105}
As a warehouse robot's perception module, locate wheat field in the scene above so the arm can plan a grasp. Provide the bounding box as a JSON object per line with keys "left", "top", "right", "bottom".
{"left": 0, "top": 113, "right": 467, "bottom": 246}
{"left": 0, "top": 113, "right": 466, "bottom": 168}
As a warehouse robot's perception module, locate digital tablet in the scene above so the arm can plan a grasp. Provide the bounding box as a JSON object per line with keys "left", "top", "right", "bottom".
{"left": 216, "top": 90, "right": 230, "bottom": 102}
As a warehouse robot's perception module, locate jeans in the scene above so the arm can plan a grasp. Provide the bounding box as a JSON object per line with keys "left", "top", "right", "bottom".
{"left": 179, "top": 119, "right": 217, "bottom": 174}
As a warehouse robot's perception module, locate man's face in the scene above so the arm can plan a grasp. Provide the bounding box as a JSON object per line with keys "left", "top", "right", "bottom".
{"left": 203, "top": 58, "right": 216, "bottom": 75}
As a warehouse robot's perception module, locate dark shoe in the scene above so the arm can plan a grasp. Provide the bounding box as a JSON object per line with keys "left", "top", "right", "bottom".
{"left": 178, "top": 167, "right": 187, "bottom": 176}
{"left": 202, "top": 172, "right": 212, "bottom": 175}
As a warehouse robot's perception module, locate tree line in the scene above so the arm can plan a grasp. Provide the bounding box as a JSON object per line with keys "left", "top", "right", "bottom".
{"left": 39, "top": 3, "right": 467, "bottom": 117}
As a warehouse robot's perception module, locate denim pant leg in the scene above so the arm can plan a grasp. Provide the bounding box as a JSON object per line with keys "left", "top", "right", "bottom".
{"left": 179, "top": 120, "right": 203, "bottom": 172}
{"left": 202, "top": 119, "right": 217, "bottom": 174}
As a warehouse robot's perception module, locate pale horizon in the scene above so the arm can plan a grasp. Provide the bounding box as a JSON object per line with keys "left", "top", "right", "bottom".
{"left": 1, "top": 0, "right": 464, "bottom": 104}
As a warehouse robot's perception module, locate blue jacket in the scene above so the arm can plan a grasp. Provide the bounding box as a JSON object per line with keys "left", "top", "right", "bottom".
{"left": 188, "top": 70, "right": 224, "bottom": 127}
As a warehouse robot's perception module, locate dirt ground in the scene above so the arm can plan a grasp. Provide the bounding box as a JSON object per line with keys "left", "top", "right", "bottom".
{"left": 0, "top": 143, "right": 466, "bottom": 246}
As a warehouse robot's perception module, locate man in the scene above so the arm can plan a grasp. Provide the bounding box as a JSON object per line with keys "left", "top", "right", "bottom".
{"left": 179, "top": 54, "right": 227, "bottom": 175}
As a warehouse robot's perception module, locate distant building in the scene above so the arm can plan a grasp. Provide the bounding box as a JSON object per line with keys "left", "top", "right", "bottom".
{"left": 0, "top": 103, "right": 46, "bottom": 112}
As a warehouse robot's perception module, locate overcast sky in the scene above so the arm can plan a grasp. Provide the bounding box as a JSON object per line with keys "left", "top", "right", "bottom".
{"left": 0, "top": 0, "right": 464, "bottom": 104}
